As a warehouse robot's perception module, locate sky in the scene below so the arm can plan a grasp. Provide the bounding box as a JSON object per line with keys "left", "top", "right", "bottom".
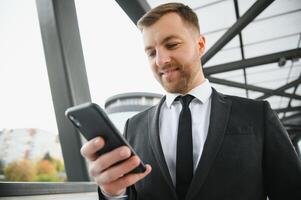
{"left": 0, "top": 0, "right": 163, "bottom": 135}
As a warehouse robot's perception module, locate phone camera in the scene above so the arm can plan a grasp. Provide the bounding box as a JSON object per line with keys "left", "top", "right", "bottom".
{"left": 69, "top": 115, "right": 81, "bottom": 128}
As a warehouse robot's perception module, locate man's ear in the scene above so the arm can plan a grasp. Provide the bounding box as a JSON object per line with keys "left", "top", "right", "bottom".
{"left": 198, "top": 35, "right": 206, "bottom": 57}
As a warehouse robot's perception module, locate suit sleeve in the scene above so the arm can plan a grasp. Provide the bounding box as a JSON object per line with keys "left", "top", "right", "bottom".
{"left": 263, "top": 101, "right": 301, "bottom": 200}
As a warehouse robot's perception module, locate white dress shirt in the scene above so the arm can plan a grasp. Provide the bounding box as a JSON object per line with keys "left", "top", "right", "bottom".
{"left": 103, "top": 79, "right": 212, "bottom": 199}
{"left": 159, "top": 79, "right": 212, "bottom": 186}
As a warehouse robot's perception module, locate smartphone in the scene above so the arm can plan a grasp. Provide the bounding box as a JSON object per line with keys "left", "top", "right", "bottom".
{"left": 65, "top": 102, "right": 146, "bottom": 174}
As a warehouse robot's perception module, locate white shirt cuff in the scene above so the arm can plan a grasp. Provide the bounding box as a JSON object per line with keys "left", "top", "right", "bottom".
{"left": 101, "top": 188, "right": 128, "bottom": 200}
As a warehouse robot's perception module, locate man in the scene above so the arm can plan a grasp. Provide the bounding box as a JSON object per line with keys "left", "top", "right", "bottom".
{"left": 81, "top": 3, "right": 301, "bottom": 200}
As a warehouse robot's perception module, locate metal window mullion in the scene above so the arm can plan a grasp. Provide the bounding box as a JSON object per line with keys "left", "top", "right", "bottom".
{"left": 36, "top": 0, "right": 90, "bottom": 181}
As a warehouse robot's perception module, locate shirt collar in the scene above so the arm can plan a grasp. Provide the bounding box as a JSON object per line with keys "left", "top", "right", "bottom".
{"left": 165, "top": 79, "right": 212, "bottom": 108}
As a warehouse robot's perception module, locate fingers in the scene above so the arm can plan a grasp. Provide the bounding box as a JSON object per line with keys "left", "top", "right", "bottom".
{"left": 95, "top": 155, "right": 139, "bottom": 184}
{"left": 99, "top": 164, "right": 152, "bottom": 195}
{"left": 89, "top": 146, "right": 131, "bottom": 176}
{"left": 80, "top": 137, "right": 105, "bottom": 161}
{"left": 115, "top": 164, "right": 152, "bottom": 187}
{"left": 80, "top": 135, "right": 152, "bottom": 196}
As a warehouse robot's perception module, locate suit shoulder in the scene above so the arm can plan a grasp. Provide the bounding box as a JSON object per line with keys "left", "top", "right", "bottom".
{"left": 128, "top": 104, "right": 156, "bottom": 122}
{"left": 219, "top": 93, "right": 268, "bottom": 117}
{"left": 223, "top": 93, "right": 265, "bottom": 106}
{"left": 220, "top": 93, "right": 268, "bottom": 130}
{"left": 124, "top": 104, "right": 158, "bottom": 140}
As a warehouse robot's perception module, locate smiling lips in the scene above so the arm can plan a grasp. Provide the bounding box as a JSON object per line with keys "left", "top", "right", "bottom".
{"left": 160, "top": 67, "right": 180, "bottom": 79}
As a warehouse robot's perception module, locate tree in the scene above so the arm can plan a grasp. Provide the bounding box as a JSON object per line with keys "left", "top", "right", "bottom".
{"left": 36, "top": 160, "right": 56, "bottom": 175}
{"left": 36, "top": 158, "right": 65, "bottom": 182}
{"left": 4, "top": 159, "right": 37, "bottom": 181}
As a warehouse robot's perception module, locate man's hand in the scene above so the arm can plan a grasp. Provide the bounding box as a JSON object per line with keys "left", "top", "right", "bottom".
{"left": 80, "top": 136, "right": 152, "bottom": 196}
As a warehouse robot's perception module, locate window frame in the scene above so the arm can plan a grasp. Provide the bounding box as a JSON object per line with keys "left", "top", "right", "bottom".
{"left": 0, "top": 182, "right": 97, "bottom": 196}
{"left": 1, "top": 0, "right": 94, "bottom": 196}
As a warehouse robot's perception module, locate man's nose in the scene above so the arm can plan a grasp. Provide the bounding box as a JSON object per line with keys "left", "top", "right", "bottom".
{"left": 155, "top": 50, "right": 171, "bottom": 67}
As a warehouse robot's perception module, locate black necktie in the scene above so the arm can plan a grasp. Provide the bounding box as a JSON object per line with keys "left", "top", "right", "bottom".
{"left": 176, "top": 94, "right": 194, "bottom": 200}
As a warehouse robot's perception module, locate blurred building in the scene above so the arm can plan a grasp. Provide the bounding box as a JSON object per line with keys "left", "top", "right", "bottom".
{"left": 0, "top": 128, "right": 63, "bottom": 165}
{"left": 104, "top": 92, "right": 163, "bottom": 133}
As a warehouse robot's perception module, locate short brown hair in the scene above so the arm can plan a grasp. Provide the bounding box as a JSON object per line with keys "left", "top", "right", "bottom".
{"left": 137, "top": 3, "right": 200, "bottom": 33}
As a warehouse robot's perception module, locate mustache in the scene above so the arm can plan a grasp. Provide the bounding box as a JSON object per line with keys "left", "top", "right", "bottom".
{"left": 159, "top": 62, "right": 183, "bottom": 72}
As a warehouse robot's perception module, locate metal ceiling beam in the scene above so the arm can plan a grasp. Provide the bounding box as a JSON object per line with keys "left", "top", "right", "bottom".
{"left": 204, "top": 48, "right": 301, "bottom": 75}
{"left": 283, "top": 124, "right": 301, "bottom": 130}
{"left": 208, "top": 77, "right": 301, "bottom": 100}
{"left": 281, "top": 112, "right": 301, "bottom": 123}
{"left": 275, "top": 106, "right": 301, "bottom": 113}
{"left": 201, "top": 0, "right": 275, "bottom": 65}
{"left": 256, "top": 77, "right": 301, "bottom": 100}
{"left": 115, "top": 0, "right": 150, "bottom": 25}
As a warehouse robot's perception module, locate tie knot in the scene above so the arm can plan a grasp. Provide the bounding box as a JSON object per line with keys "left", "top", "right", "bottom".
{"left": 176, "top": 94, "right": 195, "bottom": 107}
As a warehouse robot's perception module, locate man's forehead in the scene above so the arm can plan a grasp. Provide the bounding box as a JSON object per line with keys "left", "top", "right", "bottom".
{"left": 141, "top": 12, "right": 197, "bottom": 49}
{"left": 142, "top": 19, "right": 185, "bottom": 49}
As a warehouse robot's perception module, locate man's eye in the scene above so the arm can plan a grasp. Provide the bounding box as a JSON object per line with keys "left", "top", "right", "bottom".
{"left": 166, "top": 43, "right": 179, "bottom": 49}
{"left": 148, "top": 51, "right": 156, "bottom": 58}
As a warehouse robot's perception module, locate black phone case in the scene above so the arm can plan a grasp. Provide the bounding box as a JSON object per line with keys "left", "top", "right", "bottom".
{"left": 65, "top": 102, "right": 146, "bottom": 173}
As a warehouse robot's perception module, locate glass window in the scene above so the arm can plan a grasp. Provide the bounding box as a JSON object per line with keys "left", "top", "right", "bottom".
{"left": 75, "top": 0, "right": 164, "bottom": 109}
{"left": 0, "top": 0, "right": 65, "bottom": 182}
{"left": 108, "top": 112, "right": 140, "bottom": 133}
{"left": 196, "top": 0, "right": 236, "bottom": 34}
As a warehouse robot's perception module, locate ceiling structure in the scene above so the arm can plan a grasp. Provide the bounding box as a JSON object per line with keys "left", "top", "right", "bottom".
{"left": 116, "top": 0, "right": 301, "bottom": 130}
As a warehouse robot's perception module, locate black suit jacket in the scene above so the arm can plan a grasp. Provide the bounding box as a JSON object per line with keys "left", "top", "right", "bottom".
{"left": 99, "top": 89, "right": 301, "bottom": 200}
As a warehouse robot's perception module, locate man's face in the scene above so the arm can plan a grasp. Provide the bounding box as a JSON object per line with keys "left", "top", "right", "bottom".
{"left": 142, "top": 12, "right": 206, "bottom": 94}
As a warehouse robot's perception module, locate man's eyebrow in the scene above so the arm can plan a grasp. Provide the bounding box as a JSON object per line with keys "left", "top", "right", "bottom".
{"left": 144, "top": 35, "right": 180, "bottom": 52}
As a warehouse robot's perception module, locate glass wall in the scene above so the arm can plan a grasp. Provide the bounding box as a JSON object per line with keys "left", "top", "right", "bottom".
{"left": 108, "top": 112, "right": 139, "bottom": 133}
{"left": 75, "top": 0, "right": 164, "bottom": 108}
{"left": 0, "top": 0, "right": 65, "bottom": 182}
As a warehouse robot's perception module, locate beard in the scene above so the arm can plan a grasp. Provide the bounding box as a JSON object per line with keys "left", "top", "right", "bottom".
{"left": 154, "top": 62, "right": 191, "bottom": 94}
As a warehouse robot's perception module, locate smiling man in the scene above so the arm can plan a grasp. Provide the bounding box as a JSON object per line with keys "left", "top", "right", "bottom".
{"left": 80, "top": 3, "right": 301, "bottom": 200}
{"left": 142, "top": 11, "right": 205, "bottom": 94}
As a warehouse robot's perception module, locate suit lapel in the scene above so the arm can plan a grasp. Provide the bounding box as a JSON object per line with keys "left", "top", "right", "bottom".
{"left": 186, "top": 88, "right": 232, "bottom": 200}
{"left": 148, "top": 96, "right": 177, "bottom": 199}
